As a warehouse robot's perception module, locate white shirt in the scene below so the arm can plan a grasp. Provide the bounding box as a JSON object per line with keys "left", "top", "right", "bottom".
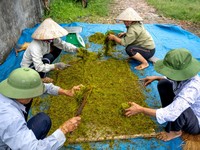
{"left": 20, "top": 38, "right": 77, "bottom": 73}
{"left": 156, "top": 75, "right": 200, "bottom": 127}
{"left": 0, "top": 83, "right": 66, "bottom": 150}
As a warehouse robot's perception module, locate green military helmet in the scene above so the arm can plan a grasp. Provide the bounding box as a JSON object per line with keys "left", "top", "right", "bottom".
{"left": 0, "top": 68, "right": 44, "bottom": 99}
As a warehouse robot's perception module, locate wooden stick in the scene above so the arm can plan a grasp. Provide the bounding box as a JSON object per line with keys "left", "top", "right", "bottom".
{"left": 68, "top": 132, "right": 157, "bottom": 143}
{"left": 75, "top": 88, "right": 93, "bottom": 116}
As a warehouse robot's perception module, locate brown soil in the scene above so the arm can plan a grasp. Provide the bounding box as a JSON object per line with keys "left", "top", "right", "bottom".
{"left": 98, "top": 0, "right": 200, "bottom": 37}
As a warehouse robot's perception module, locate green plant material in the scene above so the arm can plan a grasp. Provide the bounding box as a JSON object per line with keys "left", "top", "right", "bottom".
{"left": 119, "top": 103, "right": 129, "bottom": 116}
{"left": 77, "top": 47, "right": 100, "bottom": 61}
{"left": 74, "top": 85, "right": 88, "bottom": 104}
{"left": 88, "top": 32, "right": 105, "bottom": 44}
{"left": 45, "top": 0, "right": 112, "bottom": 23}
{"left": 147, "top": 0, "right": 200, "bottom": 23}
{"left": 32, "top": 49, "right": 156, "bottom": 146}
{"left": 89, "top": 31, "right": 117, "bottom": 56}
{"left": 103, "top": 31, "right": 117, "bottom": 56}
{"left": 119, "top": 102, "right": 130, "bottom": 116}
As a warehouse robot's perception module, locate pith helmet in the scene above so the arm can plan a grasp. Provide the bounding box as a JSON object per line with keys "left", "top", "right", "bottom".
{"left": 115, "top": 7, "right": 143, "bottom": 21}
{"left": 32, "top": 18, "right": 68, "bottom": 40}
{"left": 154, "top": 48, "right": 200, "bottom": 81}
{"left": 0, "top": 68, "right": 44, "bottom": 99}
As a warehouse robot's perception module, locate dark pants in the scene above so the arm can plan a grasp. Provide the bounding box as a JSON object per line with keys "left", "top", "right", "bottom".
{"left": 157, "top": 79, "right": 200, "bottom": 134}
{"left": 27, "top": 112, "right": 52, "bottom": 140}
{"left": 23, "top": 100, "right": 52, "bottom": 140}
{"left": 30, "top": 44, "right": 62, "bottom": 78}
{"left": 125, "top": 45, "right": 155, "bottom": 59}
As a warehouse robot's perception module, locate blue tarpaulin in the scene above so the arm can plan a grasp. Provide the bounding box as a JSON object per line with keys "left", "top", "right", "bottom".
{"left": 1, "top": 22, "right": 200, "bottom": 149}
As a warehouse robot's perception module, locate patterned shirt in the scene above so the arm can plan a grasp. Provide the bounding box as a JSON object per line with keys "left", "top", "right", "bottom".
{"left": 156, "top": 75, "right": 200, "bottom": 127}
{"left": 20, "top": 38, "right": 77, "bottom": 73}
{"left": 0, "top": 83, "right": 66, "bottom": 150}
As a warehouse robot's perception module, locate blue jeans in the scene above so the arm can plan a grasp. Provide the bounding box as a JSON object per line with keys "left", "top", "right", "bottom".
{"left": 27, "top": 112, "right": 52, "bottom": 139}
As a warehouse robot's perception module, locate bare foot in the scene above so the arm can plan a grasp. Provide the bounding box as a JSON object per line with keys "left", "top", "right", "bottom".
{"left": 134, "top": 63, "right": 149, "bottom": 70}
{"left": 42, "top": 77, "right": 54, "bottom": 83}
{"left": 156, "top": 131, "right": 182, "bottom": 141}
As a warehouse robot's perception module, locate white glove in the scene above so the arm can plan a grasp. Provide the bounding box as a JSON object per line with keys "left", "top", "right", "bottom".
{"left": 55, "top": 62, "right": 71, "bottom": 70}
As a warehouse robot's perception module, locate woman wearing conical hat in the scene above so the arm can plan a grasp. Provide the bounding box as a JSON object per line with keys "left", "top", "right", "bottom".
{"left": 108, "top": 7, "right": 156, "bottom": 70}
{"left": 21, "top": 18, "right": 78, "bottom": 83}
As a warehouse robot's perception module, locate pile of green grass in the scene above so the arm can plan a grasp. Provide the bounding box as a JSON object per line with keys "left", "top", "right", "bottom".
{"left": 147, "top": 0, "right": 200, "bottom": 23}
{"left": 32, "top": 51, "right": 156, "bottom": 147}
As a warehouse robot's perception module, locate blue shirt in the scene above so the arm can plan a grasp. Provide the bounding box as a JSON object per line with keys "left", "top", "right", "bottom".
{"left": 0, "top": 83, "right": 66, "bottom": 150}
{"left": 156, "top": 75, "right": 200, "bottom": 126}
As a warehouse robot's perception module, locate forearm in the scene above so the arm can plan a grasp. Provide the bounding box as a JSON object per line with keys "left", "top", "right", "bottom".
{"left": 58, "top": 88, "right": 72, "bottom": 96}
{"left": 154, "top": 76, "right": 165, "bottom": 81}
{"left": 112, "top": 36, "right": 122, "bottom": 45}
{"left": 141, "top": 107, "right": 156, "bottom": 117}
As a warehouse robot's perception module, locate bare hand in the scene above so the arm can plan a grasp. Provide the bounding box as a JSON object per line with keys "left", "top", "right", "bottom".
{"left": 65, "top": 84, "right": 83, "bottom": 97}
{"left": 107, "top": 34, "right": 116, "bottom": 40}
{"left": 59, "top": 116, "right": 81, "bottom": 134}
{"left": 141, "top": 76, "right": 156, "bottom": 86}
{"left": 125, "top": 102, "right": 143, "bottom": 117}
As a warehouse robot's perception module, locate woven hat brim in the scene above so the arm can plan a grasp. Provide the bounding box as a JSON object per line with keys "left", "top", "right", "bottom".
{"left": 154, "top": 58, "right": 200, "bottom": 81}
{"left": 32, "top": 18, "right": 68, "bottom": 40}
{"left": 115, "top": 7, "right": 143, "bottom": 21}
{"left": 0, "top": 79, "right": 44, "bottom": 99}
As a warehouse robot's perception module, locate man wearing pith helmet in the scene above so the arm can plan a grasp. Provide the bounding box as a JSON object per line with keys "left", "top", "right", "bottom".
{"left": 20, "top": 18, "right": 78, "bottom": 83}
{"left": 0, "top": 68, "right": 81, "bottom": 149}
{"left": 124, "top": 48, "right": 200, "bottom": 141}
{"left": 108, "top": 7, "right": 156, "bottom": 70}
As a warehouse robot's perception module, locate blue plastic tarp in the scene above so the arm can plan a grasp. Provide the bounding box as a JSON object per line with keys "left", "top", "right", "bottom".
{"left": 1, "top": 22, "right": 200, "bottom": 149}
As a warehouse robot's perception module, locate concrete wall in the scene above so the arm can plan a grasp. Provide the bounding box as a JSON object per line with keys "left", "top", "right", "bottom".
{"left": 0, "top": 0, "right": 44, "bottom": 64}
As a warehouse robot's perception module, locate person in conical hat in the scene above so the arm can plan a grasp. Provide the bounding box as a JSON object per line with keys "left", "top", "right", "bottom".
{"left": 0, "top": 67, "right": 82, "bottom": 149}
{"left": 21, "top": 18, "right": 78, "bottom": 83}
{"left": 108, "top": 7, "right": 156, "bottom": 70}
{"left": 124, "top": 48, "right": 200, "bottom": 141}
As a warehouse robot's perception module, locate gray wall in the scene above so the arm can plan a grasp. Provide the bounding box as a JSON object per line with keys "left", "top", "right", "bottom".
{"left": 0, "top": 0, "right": 44, "bottom": 64}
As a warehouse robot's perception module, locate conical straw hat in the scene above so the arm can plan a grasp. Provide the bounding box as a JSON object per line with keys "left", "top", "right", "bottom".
{"left": 115, "top": 7, "right": 143, "bottom": 21}
{"left": 32, "top": 18, "right": 68, "bottom": 40}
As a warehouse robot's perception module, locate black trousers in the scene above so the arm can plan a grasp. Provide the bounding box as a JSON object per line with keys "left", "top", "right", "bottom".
{"left": 125, "top": 45, "right": 155, "bottom": 59}
{"left": 157, "top": 79, "right": 200, "bottom": 134}
{"left": 30, "top": 44, "right": 62, "bottom": 78}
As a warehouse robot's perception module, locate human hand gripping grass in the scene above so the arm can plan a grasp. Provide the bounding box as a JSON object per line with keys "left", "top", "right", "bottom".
{"left": 140, "top": 76, "right": 165, "bottom": 86}
{"left": 58, "top": 84, "right": 84, "bottom": 97}
{"left": 124, "top": 102, "right": 144, "bottom": 117}
{"left": 59, "top": 116, "right": 81, "bottom": 134}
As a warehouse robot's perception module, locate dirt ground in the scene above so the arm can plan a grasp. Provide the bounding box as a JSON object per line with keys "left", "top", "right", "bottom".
{"left": 99, "top": 0, "right": 200, "bottom": 37}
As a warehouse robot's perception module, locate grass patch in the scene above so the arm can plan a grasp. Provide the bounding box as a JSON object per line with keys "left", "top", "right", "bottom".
{"left": 45, "top": 0, "right": 112, "bottom": 23}
{"left": 147, "top": 0, "right": 200, "bottom": 23}
{"left": 32, "top": 50, "right": 156, "bottom": 148}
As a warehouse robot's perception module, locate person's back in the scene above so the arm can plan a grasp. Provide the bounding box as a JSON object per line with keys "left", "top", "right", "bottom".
{"left": 125, "top": 22, "right": 155, "bottom": 50}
